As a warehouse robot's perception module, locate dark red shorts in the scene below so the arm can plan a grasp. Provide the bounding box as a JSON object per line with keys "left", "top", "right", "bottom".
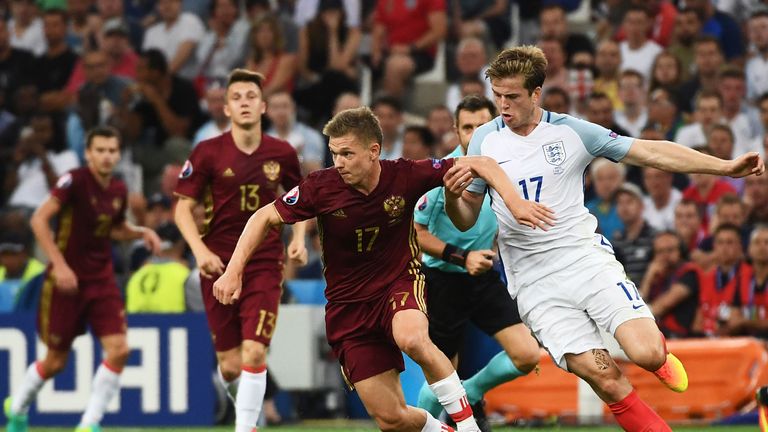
{"left": 201, "top": 268, "right": 283, "bottom": 352}
{"left": 326, "top": 273, "right": 427, "bottom": 386}
{"left": 37, "top": 274, "right": 126, "bottom": 351}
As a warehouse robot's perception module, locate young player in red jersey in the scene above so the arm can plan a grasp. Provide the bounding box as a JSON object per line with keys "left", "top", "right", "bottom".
{"left": 4, "top": 127, "right": 161, "bottom": 432}
{"left": 174, "top": 69, "right": 306, "bottom": 432}
{"left": 213, "top": 107, "right": 553, "bottom": 432}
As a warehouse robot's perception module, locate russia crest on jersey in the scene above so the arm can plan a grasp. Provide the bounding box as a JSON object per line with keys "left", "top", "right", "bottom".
{"left": 283, "top": 186, "right": 300, "bottom": 205}
{"left": 417, "top": 195, "right": 428, "bottom": 211}
{"left": 55, "top": 172, "right": 72, "bottom": 189}
{"left": 179, "top": 160, "right": 193, "bottom": 179}
{"left": 542, "top": 141, "right": 566, "bottom": 166}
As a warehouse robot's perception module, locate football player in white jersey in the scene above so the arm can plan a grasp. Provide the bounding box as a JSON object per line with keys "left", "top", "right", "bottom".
{"left": 444, "top": 46, "right": 765, "bottom": 432}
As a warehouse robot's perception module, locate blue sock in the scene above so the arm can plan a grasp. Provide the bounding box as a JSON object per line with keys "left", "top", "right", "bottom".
{"left": 463, "top": 352, "right": 526, "bottom": 404}
{"left": 417, "top": 381, "right": 444, "bottom": 418}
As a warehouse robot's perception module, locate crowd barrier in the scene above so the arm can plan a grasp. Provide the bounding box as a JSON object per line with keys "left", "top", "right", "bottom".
{"left": 485, "top": 337, "right": 768, "bottom": 424}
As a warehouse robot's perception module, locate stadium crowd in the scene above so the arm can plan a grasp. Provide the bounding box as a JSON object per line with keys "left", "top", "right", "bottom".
{"left": 2, "top": 0, "right": 768, "bottom": 418}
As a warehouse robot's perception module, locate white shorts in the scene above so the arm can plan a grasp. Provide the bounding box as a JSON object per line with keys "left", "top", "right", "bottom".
{"left": 516, "top": 248, "right": 654, "bottom": 370}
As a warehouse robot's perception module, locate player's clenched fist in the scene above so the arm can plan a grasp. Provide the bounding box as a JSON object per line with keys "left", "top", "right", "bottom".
{"left": 213, "top": 270, "right": 242, "bottom": 304}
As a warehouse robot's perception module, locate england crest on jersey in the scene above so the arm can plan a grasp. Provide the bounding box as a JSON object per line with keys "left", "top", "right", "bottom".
{"left": 542, "top": 141, "right": 566, "bottom": 165}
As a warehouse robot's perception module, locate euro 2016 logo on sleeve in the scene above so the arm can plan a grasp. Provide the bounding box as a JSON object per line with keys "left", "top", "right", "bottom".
{"left": 431, "top": 158, "right": 444, "bottom": 169}
{"left": 179, "top": 160, "right": 193, "bottom": 179}
{"left": 283, "top": 186, "right": 300, "bottom": 205}
{"left": 542, "top": 141, "right": 566, "bottom": 175}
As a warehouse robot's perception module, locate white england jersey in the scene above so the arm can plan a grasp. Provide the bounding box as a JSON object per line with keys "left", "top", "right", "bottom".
{"left": 467, "top": 111, "right": 635, "bottom": 297}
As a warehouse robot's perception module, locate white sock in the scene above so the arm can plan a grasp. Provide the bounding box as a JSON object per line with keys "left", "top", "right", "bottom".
{"left": 428, "top": 372, "right": 477, "bottom": 429}
{"left": 217, "top": 366, "right": 241, "bottom": 402}
{"left": 420, "top": 408, "right": 449, "bottom": 432}
{"left": 10, "top": 362, "right": 47, "bottom": 415}
{"left": 79, "top": 361, "right": 121, "bottom": 426}
{"left": 234, "top": 367, "right": 267, "bottom": 432}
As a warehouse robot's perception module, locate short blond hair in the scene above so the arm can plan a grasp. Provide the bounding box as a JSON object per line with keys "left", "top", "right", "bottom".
{"left": 486, "top": 46, "right": 548, "bottom": 95}
{"left": 323, "top": 106, "right": 383, "bottom": 148}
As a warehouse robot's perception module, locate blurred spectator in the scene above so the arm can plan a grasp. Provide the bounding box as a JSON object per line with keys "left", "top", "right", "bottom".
{"left": 746, "top": 11, "right": 768, "bottom": 102}
{"left": 246, "top": 14, "right": 297, "bottom": 98}
{"left": 195, "top": 0, "right": 249, "bottom": 89}
{"left": 640, "top": 231, "right": 697, "bottom": 338}
{"left": 93, "top": 0, "right": 144, "bottom": 50}
{"left": 707, "top": 125, "right": 739, "bottom": 190}
{"left": 745, "top": 174, "right": 768, "bottom": 225}
{"left": 128, "top": 192, "right": 173, "bottom": 270}
{"left": 586, "top": 92, "right": 630, "bottom": 137}
{"left": 586, "top": 158, "right": 625, "bottom": 242}
{"left": 450, "top": 0, "right": 510, "bottom": 50}
{"left": 685, "top": 0, "right": 745, "bottom": 62}
{"left": 676, "top": 36, "right": 724, "bottom": 115}
{"left": 540, "top": 86, "right": 570, "bottom": 114}
{"left": 675, "top": 199, "right": 706, "bottom": 253}
{"left": 126, "top": 222, "right": 190, "bottom": 313}
{"left": 294, "top": 0, "right": 361, "bottom": 30}
{"left": 619, "top": 6, "right": 663, "bottom": 82}
{"left": 245, "top": 0, "right": 299, "bottom": 54}
{"left": 65, "top": 20, "right": 139, "bottom": 95}
{"left": 692, "top": 224, "right": 749, "bottom": 337}
{"left": 643, "top": 167, "right": 681, "bottom": 232}
{"left": 622, "top": 0, "right": 678, "bottom": 48}
{"left": 426, "top": 105, "right": 457, "bottom": 157}
{"left": 36, "top": 9, "right": 78, "bottom": 115}
{"left": 538, "top": 4, "right": 593, "bottom": 64}
{"left": 370, "top": 0, "right": 447, "bottom": 100}
{"left": 193, "top": 84, "right": 230, "bottom": 146}
{"left": 445, "top": 36, "right": 491, "bottom": 112}
{"left": 65, "top": 0, "right": 97, "bottom": 54}
{"left": 266, "top": 91, "right": 324, "bottom": 175}
{"left": 8, "top": 0, "right": 45, "bottom": 56}
{"left": 0, "top": 230, "right": 44, "bottom": 312}
{"left": 401, "top": 125, "right": 434, "bottom": 160}
{"left": 332, "top": 91, "right": 361, "bottom": 115}
{"left": 67, "top": 49, "right": 131, "bottom": 159}
{"left": 682, "top": 148, "right": 737, "bottom": 231}
{"left": 649, "top": 51, "right": 683, "bottom": 91}
{"left": 728, "top": 225, "right": 768, "bottom": 338}
{"left": 693, "top": 193, "right": 750, "bottom": 270}
{"left": 120, "top": 49, "right": 201, "bottom": 192}
{"left": 539, "top": 37, "right": 568, "bottom": 93}
{"left": 613, "top": 182, "right": 656, "bottom": 283}
{"left": 142, "top": 0, "right": 205, "bottom": 80}
{"left": 593, "top": 39, "right": 623, "bottom": 110}
{"left": 0, "top": 18, "right": 36, "bottom": 115}
{"left": 614, "top": 69, "right": 647, "bottom": 138}
{"left": 646, "top": 87, "right": 683, "bottom": 141}
{"left": 5, "top": 113, "right": 79, "bottom": 209}
{"left": 294, "top": 0, "right": 361, "bottom": 126}
{"left": 675, "top": 91, "right": 723, "bottom": 148}
{"left": 371, "top": 96, "right": 404, "bottom": 160}
{"left": 717, "top": 67, "right": 758, "bottom": 155}
{"left": 668, "top": 7, "right": 703, "bottom": 79}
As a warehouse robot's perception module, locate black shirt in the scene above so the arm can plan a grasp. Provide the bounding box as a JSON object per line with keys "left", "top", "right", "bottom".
{"left": 0, "top": 48, "right": 36, "bottom": 104}
{"left": 35, "top": 48, "right": 78, "bottom": 93}
{"left": 133, "top": 75, "right": 203, "bottom": 145}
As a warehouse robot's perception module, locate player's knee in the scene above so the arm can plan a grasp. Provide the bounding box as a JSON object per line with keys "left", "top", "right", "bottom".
{"left": 590, "top": 369, "right": 627, "bottom": 401}
{"left": 242, "top": 342, "right": 268, "bottom": 368}
{"left": 371, "top": 406, "right": 410, "bottom": 432}
{"left": 511, "top": 347, "right": 540, "bottom": 374}
{"left": 218, "top": 355, "right": 242, "bottom": 381}
{"left": 395, "top": 331, "right": 431, "bottom": 360}
{"left": 633, "top": 343, "right": 666, "bottom": 372}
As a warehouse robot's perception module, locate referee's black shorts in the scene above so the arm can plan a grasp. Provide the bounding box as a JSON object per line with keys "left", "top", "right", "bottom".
{"left": 423, "top": 266, "right": 522, "bottom": 359}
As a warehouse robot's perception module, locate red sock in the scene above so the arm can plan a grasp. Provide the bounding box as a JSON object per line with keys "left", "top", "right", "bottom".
{"left": 608, "top": 390, "right": 671, "bottom": 432}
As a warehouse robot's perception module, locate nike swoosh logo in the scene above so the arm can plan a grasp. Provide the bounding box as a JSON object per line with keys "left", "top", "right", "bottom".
{"left": 632, "top": 304, "right": 645, "bottom": 310}
{"left": 498, "top": 160, "right": 513, "bottom": 165}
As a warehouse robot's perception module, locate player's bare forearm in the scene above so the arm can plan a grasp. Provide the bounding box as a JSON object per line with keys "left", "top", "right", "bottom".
{"left": 623, "top": 139, "right": 765, "bottom": 177}
{"left": 290, "top": 219, "right": 308, "bottom": 245}
{"left": 30, "top": 197, "right": 68, "bottom": 268}
{"left": 414, "top": 222, "right": 447, "bottom": 258}
{"left": 456, "top": 156, "right": 524, "bottom": 207}
{"left": 174, "top": 196, "right": 210, "bottom": 256}
{"left": 444, "top": 190, "right": 483, "bottom": 231}
{"left": 228, "top": 203, "right": 284, "bottom": 275}
{"left": 110, "top": 222, "right": 144, "bottom": 241}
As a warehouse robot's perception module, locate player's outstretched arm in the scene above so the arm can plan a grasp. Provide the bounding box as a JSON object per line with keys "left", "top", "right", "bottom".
{"left": 30, "top": 197, "right": 77, "bottom": 293}
{"left": 111, "top": 222, "right": 162, "bottom": 254}
{"left": 453, "top": 156, "right": 556, "bottom": 230}
{"left": 214, "top": 202, "right": 284, "bottom": 304}
{"left": 174, "top": 195, "right": 225, "bottom": 279}
{"left": 622, "top": 139, "right": 766, "bottom": 178}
